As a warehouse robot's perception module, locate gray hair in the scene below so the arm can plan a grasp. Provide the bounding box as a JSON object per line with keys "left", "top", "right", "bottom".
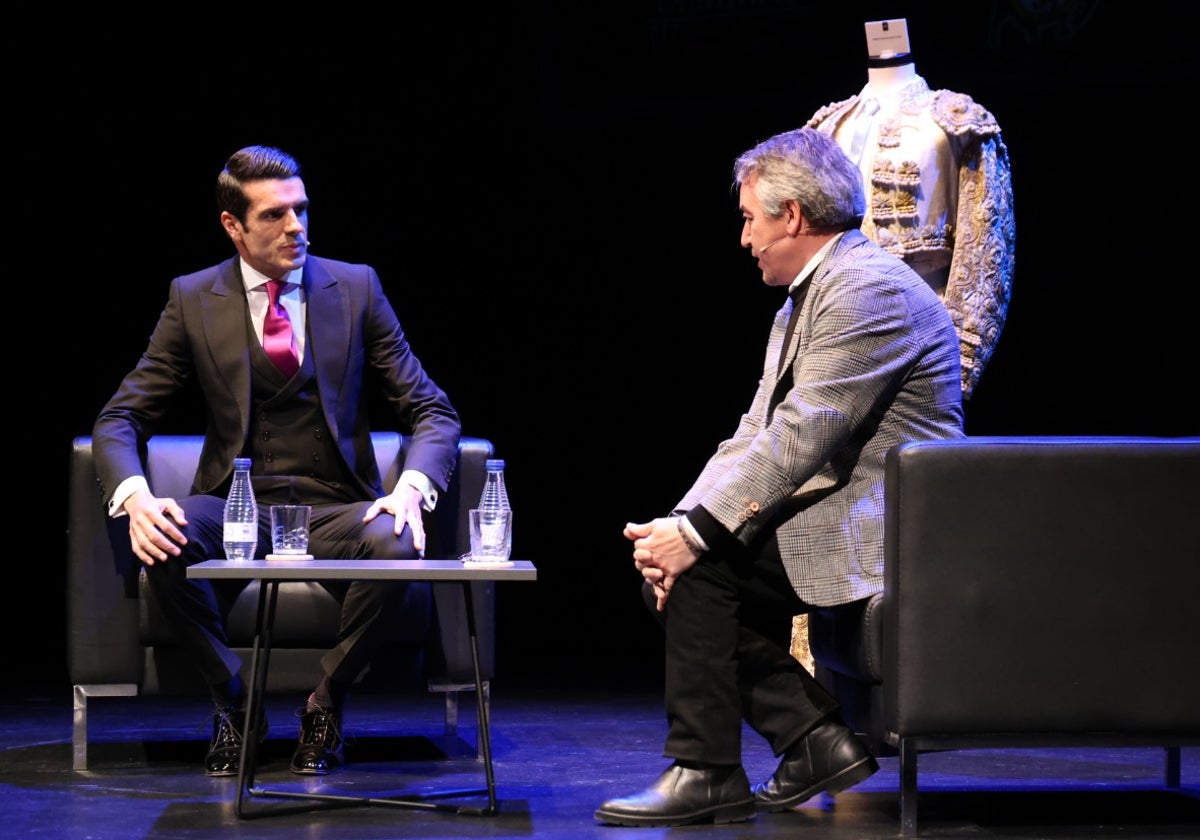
{"left": 732, "top": 128, "right": 864, "bottom": 229}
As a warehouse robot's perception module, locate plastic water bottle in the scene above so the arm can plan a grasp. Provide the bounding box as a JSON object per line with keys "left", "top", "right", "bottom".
{"left": 222, "top": 457, "right": 258, "bottom": 560}
{"left": 472, "top": 458, "right": 512, "bottom": 561}
{"left": 479, "top": 458, "right": 511, "bottom": 514}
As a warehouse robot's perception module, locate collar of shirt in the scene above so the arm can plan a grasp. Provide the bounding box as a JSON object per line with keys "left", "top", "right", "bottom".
{"left": 788, "top": 231, "right": 846, "bottom": 295}
{"left": 238, "top": 258, "right": 300, "bottom": 294}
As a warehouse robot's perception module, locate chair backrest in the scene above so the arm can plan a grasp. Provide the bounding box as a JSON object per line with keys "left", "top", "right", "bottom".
{"left": 883, "top": 435, "right": 1200, "bottom": 738}
{"left": 67, "top": 433, "right": 497, "bottom": 690}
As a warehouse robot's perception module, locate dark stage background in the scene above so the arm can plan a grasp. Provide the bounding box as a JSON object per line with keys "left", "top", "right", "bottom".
{"left": 15, "top": 3, "right": 1197, "bottom": 694}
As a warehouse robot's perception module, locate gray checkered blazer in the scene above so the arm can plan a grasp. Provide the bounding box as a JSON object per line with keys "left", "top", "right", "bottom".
{"left": 676, "top": 229, "right": 965, "bottom": 607}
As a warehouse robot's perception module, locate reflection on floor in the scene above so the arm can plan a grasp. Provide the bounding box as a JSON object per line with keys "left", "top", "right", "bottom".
{"left": 3, "top": 684, "right": 1198, "bottom": 839}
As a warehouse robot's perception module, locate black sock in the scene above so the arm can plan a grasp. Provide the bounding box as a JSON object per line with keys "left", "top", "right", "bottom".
{"left": 212, "top": 675, "right": 245, "bottom": 711}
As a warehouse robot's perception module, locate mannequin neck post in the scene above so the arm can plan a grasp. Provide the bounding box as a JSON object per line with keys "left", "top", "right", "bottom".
{"left": 865, "top": 57, "right": 918, "bottom": 97}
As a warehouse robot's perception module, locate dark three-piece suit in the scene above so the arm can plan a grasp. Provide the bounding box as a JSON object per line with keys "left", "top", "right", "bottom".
{"left": 91, "top": 254, "right": 461, "bottom": 693}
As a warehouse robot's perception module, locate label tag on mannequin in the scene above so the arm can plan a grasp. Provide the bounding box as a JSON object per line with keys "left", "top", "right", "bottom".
{"left": 865, "top": 18, "right": 911, "bottom": 59}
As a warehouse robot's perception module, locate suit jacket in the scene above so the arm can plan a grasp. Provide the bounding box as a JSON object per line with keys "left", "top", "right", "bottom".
{"left": 92, "top": 255, "right": 461, "bottom": 508}
{"left": 676, "top": 230, "right": 964, "bottom": 607}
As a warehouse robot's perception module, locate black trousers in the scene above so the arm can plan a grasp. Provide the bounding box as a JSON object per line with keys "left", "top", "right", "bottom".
{"left": 143, "top": 493, "right": 416, "bottom": 703}
{"left": 655, "top": 528, "right": 843, "bottom": 766}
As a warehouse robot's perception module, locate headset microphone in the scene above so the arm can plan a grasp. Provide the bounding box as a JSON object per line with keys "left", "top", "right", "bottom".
{"left": 755, "top": 235, "right": 787, "bottom": 256}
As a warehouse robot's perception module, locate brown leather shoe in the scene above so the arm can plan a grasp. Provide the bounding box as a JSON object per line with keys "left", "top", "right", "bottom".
{"left": 290, "top": 707, "right": 344, "bottom": 775}
{"left": 752, "top": 720, "right": 879, "bottom": 811}
{"left": 594, "top": 762, "right": 755, "bottom": 827}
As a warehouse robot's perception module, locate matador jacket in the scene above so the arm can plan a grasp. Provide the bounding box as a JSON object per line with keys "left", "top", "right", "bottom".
{"left": 807, "top": 74, "right": 1016, "bottom": 398}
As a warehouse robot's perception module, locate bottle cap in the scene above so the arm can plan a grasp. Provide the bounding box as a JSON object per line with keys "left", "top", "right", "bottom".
{"left": 234, "top": 457, "right": 252, "bottom": 469}
{"left": 485, "top": 459, "right": 506, "bottom": 470}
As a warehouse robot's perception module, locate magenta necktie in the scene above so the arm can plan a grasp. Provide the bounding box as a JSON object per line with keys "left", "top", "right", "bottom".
{"left": 263, "top": 280, "right": 299, "bottom": 378}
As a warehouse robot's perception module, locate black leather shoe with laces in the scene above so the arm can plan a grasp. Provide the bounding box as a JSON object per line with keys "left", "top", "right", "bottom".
{"left": 204, "top": 706, "right": 268, "bottom": 777}
{"left": 290, "top": 706, "right": 344, "bottom": 775}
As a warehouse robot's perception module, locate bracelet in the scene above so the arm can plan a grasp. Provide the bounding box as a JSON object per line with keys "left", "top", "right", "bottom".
{"left": 677, "top": 516, "right": 704, "bottom": 556}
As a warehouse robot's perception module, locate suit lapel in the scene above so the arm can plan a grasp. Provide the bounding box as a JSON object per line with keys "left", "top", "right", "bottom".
{"left": 302, "top": 258, "right": 351, "bottom": 414}
{"left": 768, "top": 231, "right": 865, "bottom": 402}
{"left": 201, "top": 259, "right": 253, "bottom": 435}
{"left": 767, "top": 284, "right": 806, "bottom": 419}
{"left": 776, "top": 283, "right": 810, "bottom": 377}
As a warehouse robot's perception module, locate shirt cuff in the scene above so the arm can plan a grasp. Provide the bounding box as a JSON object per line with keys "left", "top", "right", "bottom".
{"left": 399, "top": 469, "right": 438, "bottom": 511}
{"left": 678, "top": 513, "right": 711, "bottom": 552}
{"left": 108, "top": 475, "right": 149, "bottom": 518}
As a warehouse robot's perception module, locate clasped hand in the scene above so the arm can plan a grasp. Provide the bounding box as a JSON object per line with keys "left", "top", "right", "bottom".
{"left": 625, "top": 516, "right": 700, "bottom": 612}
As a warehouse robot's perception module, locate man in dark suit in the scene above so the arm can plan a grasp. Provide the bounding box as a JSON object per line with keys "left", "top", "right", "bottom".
{"left": 91, "top": 145, "right": 461, "bottom": 778}
{"left": 594, "top": 128, "right": 964, "bottom": 827}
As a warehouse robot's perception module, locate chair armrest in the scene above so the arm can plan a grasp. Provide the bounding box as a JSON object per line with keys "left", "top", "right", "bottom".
{"left": 430, "top": 437, "right": 495, "bottom": 682}
{"left": 67, "top": 437, "right": 141, "bottom": 685}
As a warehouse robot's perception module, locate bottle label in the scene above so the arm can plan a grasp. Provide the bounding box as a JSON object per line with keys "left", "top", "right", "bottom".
{"left": 223, "top": 522, "right": 256, "bottom": 542}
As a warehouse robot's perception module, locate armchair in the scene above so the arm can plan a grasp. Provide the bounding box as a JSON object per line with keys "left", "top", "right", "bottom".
{"left": 809, "top": 435, "right": 1200, "bottom": 835}
{"left": 67, "top": 432, "right": 496, "bottom": 770}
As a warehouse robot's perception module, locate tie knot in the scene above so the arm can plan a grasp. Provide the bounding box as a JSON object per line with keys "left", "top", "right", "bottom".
{"left": 266, "top": 280, "right": 285, "bottom": 306}
{"left": 262, "top": 280, "right": 298, "bottom": 377}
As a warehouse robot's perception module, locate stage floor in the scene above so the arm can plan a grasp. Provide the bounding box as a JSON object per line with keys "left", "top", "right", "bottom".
{"left": 3, "top": 681, "right": 1198, "bottom": 839}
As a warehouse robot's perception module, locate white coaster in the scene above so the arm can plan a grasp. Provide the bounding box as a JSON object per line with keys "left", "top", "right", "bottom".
{"left": 462, "top": 557, "right": 514, "bottom": 568}
{"left": 266, "top": 553, "right": 314, "bottom": 561}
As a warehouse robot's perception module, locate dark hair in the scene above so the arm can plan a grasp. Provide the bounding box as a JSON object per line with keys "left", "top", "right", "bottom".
{"left": 216, "top": 146, "right": 302, "bottom": 224}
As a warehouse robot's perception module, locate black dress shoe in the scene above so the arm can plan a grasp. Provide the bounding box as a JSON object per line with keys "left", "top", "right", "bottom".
{"left": 290, "top": 706, "right": 344, "bottom": 775}
{"left": 594, "top": 762, "right": 756, "bottom": 827}
{"left": 204, "top": 706, "right": 268, "bottom": 777}
{"left": 752, "top": 720, "right": 879, "bottom": 811}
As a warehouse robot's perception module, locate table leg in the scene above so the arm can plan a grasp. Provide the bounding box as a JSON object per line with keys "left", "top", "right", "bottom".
{"left": 233, "top": 577, "right": 499, "bottom": 818}
{"left": 235, "top": 581, "right": 278, "bottom": 817}
{"left": 463, "top": 581, "right": 497, "bottom": 814}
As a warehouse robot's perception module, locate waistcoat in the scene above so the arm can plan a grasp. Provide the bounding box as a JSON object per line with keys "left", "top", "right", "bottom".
{"left": 245, "top": 326, "right": 362, "bottom": 505}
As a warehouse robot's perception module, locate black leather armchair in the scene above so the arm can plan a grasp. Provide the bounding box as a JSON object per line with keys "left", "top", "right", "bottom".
{"left": 809, "top": 435, "right": 1200, "bottom": 836}
{"left": 67, "top": 432, "right": 496, "bottom": 770}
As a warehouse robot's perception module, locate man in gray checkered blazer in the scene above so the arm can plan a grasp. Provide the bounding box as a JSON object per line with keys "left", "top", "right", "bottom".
{"left": 596, "top": 127, "right": 965, "bottom": 828}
